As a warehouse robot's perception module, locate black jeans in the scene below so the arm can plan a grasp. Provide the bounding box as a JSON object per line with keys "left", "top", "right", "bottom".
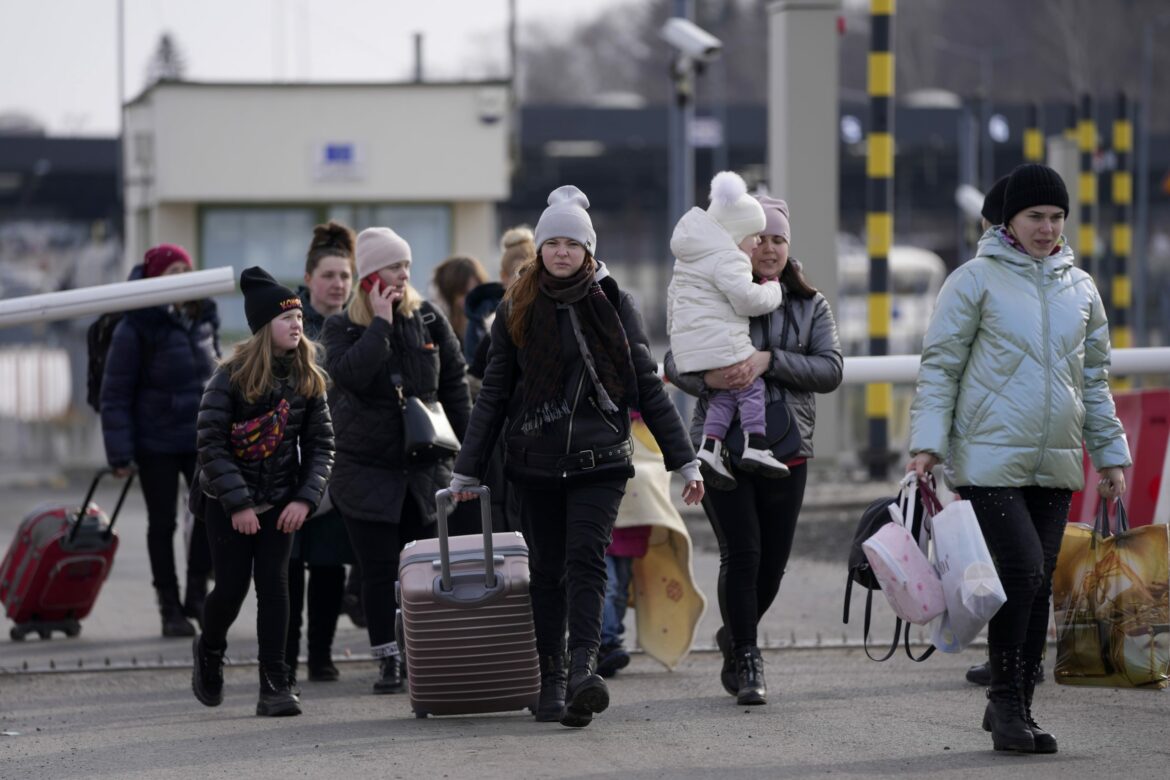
{"left": 137, "top": 450, "right": 212, "bottom": 593}
{"left": 517, "top": 479, "right": 626, "bottom": 657}
{"left": 286, "top": 561, "right": 345, "bottom": 669}
{"left": 201, "top": 501, "right": 295, "bottom": 669}
{"left": 703, "top": 462, "right": 808, "bottom": 650}
{"left": 961, "top": 486, "right": 1072, "bottom": 659}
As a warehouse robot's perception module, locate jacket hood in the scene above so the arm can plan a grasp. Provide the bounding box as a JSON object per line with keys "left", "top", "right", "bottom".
{"left": 670, "top": 207, "right": 739, "bottom": 264}
{"left": 464, "top": 281, "right": 505, "bottom": 314}
{"left": 976, "top": 227, "right": 1075, "bottom": 278}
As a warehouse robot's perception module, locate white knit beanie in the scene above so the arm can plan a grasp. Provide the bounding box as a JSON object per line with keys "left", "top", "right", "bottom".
{"left": 534, "top": 185, "right": 597, "bottom": 255}
{"left": 355, "top": 227, "right": 411, "bottom": 279}
{"left": 706, "top": 171, "right": 765, "bottom": 245}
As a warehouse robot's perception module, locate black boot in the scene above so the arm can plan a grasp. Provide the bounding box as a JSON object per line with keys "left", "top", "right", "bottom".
{"left": 1020, "top": 655, "right": 1058, "bottom": 754}
{"left": 560, "top": 647, "right": 609, "bottom": 728}
{"left": 182, "top": 572, "right": 208, "bottom": 628}
{"left": 158, "top": 587, "right": 196, "bottom": 638}
{"left": 715, "top": 626, "right": 738, "bottom": 696}
{"left": 965, "top": 660, "right": 990, "bottom": 686}
{"left": 534, "top": 653, "right": 567, "bottom": 722}
{"left": 372, "top": 653, "right": 405, "bottom": 694}
{"left": 191, "top": 635, "right": 224, "bottom": 707}
{"left": 734, "top": 646, "right": 767, "bottom": 706}
{"left": 257, "top": 664, "right": 301, "bottom": 717}
{"left": 285, "top": 657, "right": 301, "bottom": 697}
{"left": 982, "top": 646, "right": 1035, "bottom": 752}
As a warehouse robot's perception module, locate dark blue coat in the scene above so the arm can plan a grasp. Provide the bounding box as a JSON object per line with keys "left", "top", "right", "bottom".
{"left": 100, "top": 271, "right": 221, "bottom": 465}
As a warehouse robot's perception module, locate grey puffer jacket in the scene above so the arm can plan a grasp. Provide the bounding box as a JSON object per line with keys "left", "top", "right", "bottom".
{"left": 666, "top": 277, "right": 843, "bottom": 460}
{"left": 909, "top": 230, "right": 1131, "bottom": 489}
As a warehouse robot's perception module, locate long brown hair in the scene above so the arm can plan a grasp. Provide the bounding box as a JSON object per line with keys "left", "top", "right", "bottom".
{"left": 505, "top": 252, "right": 596, "bottom": 347}
{"left": 780, "top": 257, "right": 818, "bottom": 299}
{"left": 432, "top": 255, "right": 488, "bottom": 341}
{"left": 222, "top": 323, "right": 328, "bottom": 403}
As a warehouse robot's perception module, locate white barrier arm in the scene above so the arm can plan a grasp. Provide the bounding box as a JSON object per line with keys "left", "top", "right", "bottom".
{"left": 842, "top": 348, "right": 1170, "bottom": 385}
{"left": 0, "top": 267, "right": 237, "bottom": 328}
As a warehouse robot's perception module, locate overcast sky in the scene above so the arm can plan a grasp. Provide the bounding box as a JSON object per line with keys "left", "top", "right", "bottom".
{"left": 1, "top": 0, "right": 630, "bottom": 137}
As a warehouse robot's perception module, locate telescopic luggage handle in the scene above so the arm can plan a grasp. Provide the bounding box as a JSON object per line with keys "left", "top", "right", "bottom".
{"left": 434, "top": 486, "right": 495, "bottom": 592}
{"left": 69, "top": 467, "right": 136, "bottom": 544}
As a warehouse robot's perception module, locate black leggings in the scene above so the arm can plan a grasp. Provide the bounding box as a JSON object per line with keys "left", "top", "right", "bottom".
{"left": 137, "top": 450, "right": 212, "bottom": 592}
{"left": 286, "top": 562, "right": 345, "bottom": 668}
{"left": 703, "top": 462, "right": 808, "bottom": 650}
{"left": 961, "top": 486, "right": 1072, "bottom": 659}
{"left": 201, "top": 501, "right": 295, "bottom": 668}
{"left": 517, "top": 479, "right": 626, "bottom": 657}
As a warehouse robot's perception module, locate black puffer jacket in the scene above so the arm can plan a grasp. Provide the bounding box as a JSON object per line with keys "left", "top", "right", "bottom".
{"left": 324, "top": 301, "right": 470, "bottom": 525}
{"left": 455, "top": 274, "right": 694, "bottom": 485}
{"left": 194, "top": 366, "right": 335, "bottom": 516}
{"left": 666, "top": 279, "right": 843, "bottom": 459}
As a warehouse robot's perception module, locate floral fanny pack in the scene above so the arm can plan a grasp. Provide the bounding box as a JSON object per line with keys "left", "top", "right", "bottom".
{"left": 231, "top": 398, "right": 290, "bottom": 461}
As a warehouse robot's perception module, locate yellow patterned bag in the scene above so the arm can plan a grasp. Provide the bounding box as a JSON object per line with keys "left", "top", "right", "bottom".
{"left": 1052, "top": 501, "right": 1170, "bottom": 688}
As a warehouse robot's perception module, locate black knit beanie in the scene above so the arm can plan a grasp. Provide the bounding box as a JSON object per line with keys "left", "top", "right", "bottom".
{"left": 981, "top": 175, "right": 1009, "bottom": 225}
{"left": 1002, "top": 164, "right": 1069, "bottom": 225}
{"left": 240, "top": 266, "right": 301, "bottom": 334}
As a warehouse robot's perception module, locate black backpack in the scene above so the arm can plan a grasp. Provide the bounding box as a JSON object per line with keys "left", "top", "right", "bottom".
{"left": 86, "top": 312, "right": 152, "bottom": 412}
{"left": 843, "top": 479, "right": 936, "bottom": 662}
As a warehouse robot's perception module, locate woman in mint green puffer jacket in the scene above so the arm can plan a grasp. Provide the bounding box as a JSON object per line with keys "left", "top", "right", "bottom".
{"left": 907, "top": 164, "right": 1130, "bottom": 756}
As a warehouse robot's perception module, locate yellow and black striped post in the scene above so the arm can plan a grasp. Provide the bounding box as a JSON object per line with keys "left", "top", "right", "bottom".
{"left": 1024, "top": 103, "right": 1043, "bottom": 163}
{"left": 1078, "top": 94, "right": 1097, "bottom": 278}
{"left": 1112, "top": 91, "right": 1133, "bottom": 390}
{"left": 866, "top": 0, "right": 893, "bottom": 480}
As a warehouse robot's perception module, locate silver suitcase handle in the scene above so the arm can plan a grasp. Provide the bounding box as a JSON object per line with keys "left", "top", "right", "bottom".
{"left": 434, "top": 486, "right": 495, "bottom": 592}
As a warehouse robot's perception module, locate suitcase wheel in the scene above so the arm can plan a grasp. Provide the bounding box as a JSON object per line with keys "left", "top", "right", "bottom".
{"left": 414, "top": 711, "right": 428, "bottom": 719}
{"left": 37, "top": 627, "right": 51, "bottom": 640}
{"left": 10, "top": 625, "right": 27, "bottom": 641}
{"left": 64, "top": 621, "right": 81, "bottom": 638}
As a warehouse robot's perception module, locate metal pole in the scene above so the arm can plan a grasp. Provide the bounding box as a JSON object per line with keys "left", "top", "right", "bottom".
{"left": 865, "top": 0, "right": 894, "bottom": 481}
{"left": 667, "top": 0, "right": 695, "bottom": 233}
{"left": 413, "top": 33, "right": 423, "bottom": 82}
{"left": 1111, "top": 91, "right": 1133, "bottom": 390}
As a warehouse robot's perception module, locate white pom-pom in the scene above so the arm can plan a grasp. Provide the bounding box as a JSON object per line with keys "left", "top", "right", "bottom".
{"left": 547, "top": 185, "right": 590, "bottom": 211}
{"left": 709, "top": 171, "right": 747, "bottom": 207}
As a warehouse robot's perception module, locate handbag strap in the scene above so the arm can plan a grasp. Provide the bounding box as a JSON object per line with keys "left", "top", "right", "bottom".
{"left": 759, "top": 303, "right": 792, "bottom": 404}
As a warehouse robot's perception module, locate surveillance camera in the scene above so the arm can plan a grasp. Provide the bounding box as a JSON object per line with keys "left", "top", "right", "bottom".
{"left": 659, "top": 18, "right": 722, "bottom": 63}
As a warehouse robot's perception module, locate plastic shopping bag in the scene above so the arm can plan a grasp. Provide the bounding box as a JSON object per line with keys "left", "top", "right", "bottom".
{"left": 927, "top": 495, "right": 1006, "bottom": 653}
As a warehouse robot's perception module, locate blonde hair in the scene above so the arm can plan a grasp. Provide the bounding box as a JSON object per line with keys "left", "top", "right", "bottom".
{"left": 346, "top": 282, "right": 424, "bottom": 327}
{"left": 499, "top": 225, "right": 536, "bottom": 283}
{"left": 223, "top": 323, "right": 328, "bottom": 403}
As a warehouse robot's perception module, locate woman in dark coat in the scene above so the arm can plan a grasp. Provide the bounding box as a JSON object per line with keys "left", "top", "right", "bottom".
{"left": 450, "top": 185, "right": 703, "bottom": 728}
{"left": 666, "top": 196, "right": 843, "bottom": 707}
{"left": 100, "top": 244, "right": 220, "bottom": 637}
{"left": 323, "top": 226, "right": 473, "bottom": 695}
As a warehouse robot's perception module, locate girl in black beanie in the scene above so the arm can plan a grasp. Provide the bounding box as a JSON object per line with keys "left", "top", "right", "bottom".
{"left": 190, "top": 267, "right": 335, "bottom": 717}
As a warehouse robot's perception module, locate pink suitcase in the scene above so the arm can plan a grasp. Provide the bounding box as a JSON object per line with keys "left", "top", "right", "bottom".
{"left": 1, "top": 468, "right": 134, "bottom": 640}
{"left": 396, "top": 486, "right": 540, "bottom": 718}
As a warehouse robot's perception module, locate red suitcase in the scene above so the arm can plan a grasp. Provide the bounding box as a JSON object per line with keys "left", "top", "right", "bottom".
{"left": 0, "top": 468, "right": 134, "bottom": 641}
{"left": 396, "top": 486, "right": 540, "bottom": 718}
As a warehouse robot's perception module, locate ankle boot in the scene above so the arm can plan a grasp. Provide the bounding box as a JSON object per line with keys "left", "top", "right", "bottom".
{"left": 561, "top": 647, "right": 609, "bottom": 728}
{"left": 372, "top": 653, "right": 405, "bottom": 694}
{"left": 1020, "top": 655, "right": 1057, "bottom": 753}
{"left": 534, "top": 653, "right": 567, "bottom": 722}
{"left": 158, "top": 587, "right": 196, "bottom": 638}
{"left": 981, "top": 646, "right": 1035, "bottom": 752}
{"left": 257, "top": 664, "right": 301, "bottom": 717}
{"left": 715, "top": 626, "right": 738, "bottom": 696}
{"left": 183, "top": 572, "right": 208, "bottom": 627}
{"left": 308, "top": 655, "right": 340, "bottom": 682}
{"left": 734, "top": 646, "right": 767, "bottom": 705}
{"left": 966, "top": 660, "right": 991, "bottom": 686}
{"left": 285, "top": 657, "right": 301, "bottom": 697}
{"left": 191, "top": 635, "right": 224, "bottom": 707}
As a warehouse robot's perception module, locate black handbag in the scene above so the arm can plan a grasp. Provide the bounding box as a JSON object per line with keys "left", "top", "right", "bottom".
{"left": 723, "top": 305, "right": 801, "bottom": 464}
{"left": 393, "top": 373, "right": 460, "bottom": 462}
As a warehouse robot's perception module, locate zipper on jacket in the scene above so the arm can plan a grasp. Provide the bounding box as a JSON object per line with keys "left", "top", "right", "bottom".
{"left": 564, "top": 371, "right": 587, "bottom": 475}
{"left": 588, "top": 396, "right": 621, "bottom": 435}
{"left": 1034, "top": 263, "right": 1053, "bottom": 480}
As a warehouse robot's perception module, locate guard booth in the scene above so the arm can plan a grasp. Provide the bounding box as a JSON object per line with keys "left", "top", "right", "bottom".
{"left": 123, "top": 80, "right": 511, "bottom": 335}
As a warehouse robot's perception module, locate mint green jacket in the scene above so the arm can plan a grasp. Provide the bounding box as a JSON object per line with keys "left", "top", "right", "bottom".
{"left": 909, "top": 230, "right": 1131, "bottom": 490}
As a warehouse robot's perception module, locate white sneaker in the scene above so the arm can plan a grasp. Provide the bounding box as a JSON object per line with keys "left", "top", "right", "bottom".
{"left": 739, "top": 446, "right": 790, "bottom": 479}
{"left": 697, "top": 438, "right": 737, "bottom": 491}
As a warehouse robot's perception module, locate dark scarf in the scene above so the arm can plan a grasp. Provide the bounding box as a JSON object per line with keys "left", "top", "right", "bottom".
{"left": 521, "top": 264, "right": 634, "bottom": 434}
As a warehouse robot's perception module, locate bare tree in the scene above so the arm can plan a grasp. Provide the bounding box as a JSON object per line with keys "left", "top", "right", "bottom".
{"left": 145, "top": 32, "right": 187, "bottom": 86}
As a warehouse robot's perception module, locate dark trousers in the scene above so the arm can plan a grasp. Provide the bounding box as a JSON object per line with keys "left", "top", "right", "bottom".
{"left": 286, "top": 561, "right": 345, "bottom": 669}
{"left": 703, "top": 462, "right": 808, "bottom": 649}
{"left": 201, "top": 501, "right": 295, "bottom": 668}
{"left": 137, "top": 450, "right": 211, "bottom": 594}
{"left": 961, "top": 486, "right": 1072, "bottom": 659}
{"left": 517, "top": 479, "right": 626, "bottom": 657}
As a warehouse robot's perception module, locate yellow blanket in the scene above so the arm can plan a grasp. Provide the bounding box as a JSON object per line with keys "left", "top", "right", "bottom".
{"left": 619, "top": 420, "right": 707, "bottom": 670}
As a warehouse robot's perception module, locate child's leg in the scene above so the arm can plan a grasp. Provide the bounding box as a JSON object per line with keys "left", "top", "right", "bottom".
{"left": 601, "top": 555, "right": 634, "bottom": 647}
{"left": 735, "top": 378, "right": 767, "bottom": 436}
{"left": 702, "top": 390, "right": 739, "bottom": 440}
{"left": 200, "top": 501, "right": 257, "bottom": 651}
{"left": 252, "top": 506, "right": 296, "bottom": 671}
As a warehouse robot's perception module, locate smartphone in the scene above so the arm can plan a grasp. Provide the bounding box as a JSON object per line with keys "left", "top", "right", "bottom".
{"left": 360, "top": 273, "right": 380, "bottom": 293}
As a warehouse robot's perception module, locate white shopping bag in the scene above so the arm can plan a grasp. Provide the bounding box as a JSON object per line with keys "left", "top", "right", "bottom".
{"left": 928, "top": 497, "right": 1006, "bottom": 653}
